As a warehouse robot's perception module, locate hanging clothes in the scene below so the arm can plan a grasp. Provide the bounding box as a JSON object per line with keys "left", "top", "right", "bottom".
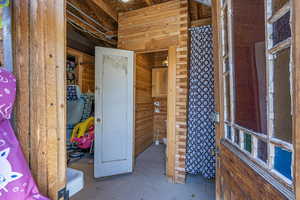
{"left": 0, "top": 68, "right": 49, "bottom": 200}
{"left": 186, "top": 26, "right": 216, "bottom": 179}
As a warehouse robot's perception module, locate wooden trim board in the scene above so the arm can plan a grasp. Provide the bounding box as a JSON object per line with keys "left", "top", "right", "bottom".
{"left": 167, "top": 46, "right": 177, "bottom": 182}
{"left": 212, "top": 0, "right": 222, "bottom": 199}
{"left": 293, "top": 0, "right": 300, "bottom": 198}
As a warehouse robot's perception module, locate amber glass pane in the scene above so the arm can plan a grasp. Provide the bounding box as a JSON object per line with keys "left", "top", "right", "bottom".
{"left": 272, "top": 0, "right": 289, "bottom": 12}
{"left": 274, "top": 48, "right": 292, "bottom": 143}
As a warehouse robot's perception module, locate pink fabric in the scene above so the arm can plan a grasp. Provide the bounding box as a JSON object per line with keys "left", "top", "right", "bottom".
{"left": 0, "top": 68, "right": 49, "bottom": 200}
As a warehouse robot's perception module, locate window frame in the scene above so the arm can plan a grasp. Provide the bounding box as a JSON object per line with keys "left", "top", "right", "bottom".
{"left": 220, "top": 0, "right": 294, "bottom": 189}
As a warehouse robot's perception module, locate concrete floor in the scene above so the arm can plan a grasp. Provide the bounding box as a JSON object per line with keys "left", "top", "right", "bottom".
{"left": 70, "top": 144, "right": 215, "bottom": 200}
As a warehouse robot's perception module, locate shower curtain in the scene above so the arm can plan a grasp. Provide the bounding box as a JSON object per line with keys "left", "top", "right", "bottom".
{"left": 186, "top": 25, "right": 216, "bottom": 179}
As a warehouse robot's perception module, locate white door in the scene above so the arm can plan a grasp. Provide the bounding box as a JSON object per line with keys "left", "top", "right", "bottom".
{"left": 94, "top": 47, "right": 135, "bottom": 178}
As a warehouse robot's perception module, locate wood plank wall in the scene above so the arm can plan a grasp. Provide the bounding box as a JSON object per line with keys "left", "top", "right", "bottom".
{"left": 12, "top": 0, "right": 66, "bottom": 199}
{"left": 135, "top": 54, "right": 154, "bottom": 156}
{"left": 118, "top": 0, "right": 189, "bottom": 182}
{"left": 67, "top": 48, "right": 95, "bottom": 93}
{"left": 118, "top": 0, "right": 181, "bottom": 52}
{"left": 153, "top": 97, "right": 167, "bottom": 140}
{"left": 220, "top": 145, "right": 287, "bottom": 199}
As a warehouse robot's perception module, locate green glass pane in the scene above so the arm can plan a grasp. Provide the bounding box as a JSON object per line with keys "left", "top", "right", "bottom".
{"left": 244, "top": 133, "right": 252, "bottom": 153}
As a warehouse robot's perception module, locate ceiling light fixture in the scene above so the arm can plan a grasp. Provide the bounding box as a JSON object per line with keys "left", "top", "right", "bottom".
{"left": 121, "top": 0, "right": 130, "bottom": 2}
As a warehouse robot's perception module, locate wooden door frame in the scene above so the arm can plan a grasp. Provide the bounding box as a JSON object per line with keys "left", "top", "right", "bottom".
{"left": 135, "top": 47, "right": 177, "bottom": 182}
{"left": 211, "top": 0, "right": 222, "bottom": 199}
{"left": 166, "top": 46, "right": 177, "bottom": 182}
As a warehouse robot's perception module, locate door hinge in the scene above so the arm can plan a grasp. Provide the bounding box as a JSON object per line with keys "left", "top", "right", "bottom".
{"left": 210, "top": 112, "right": 220, "bottom": 123}
{"left": 58, "top": 187, "right": 69, "bottom": 200}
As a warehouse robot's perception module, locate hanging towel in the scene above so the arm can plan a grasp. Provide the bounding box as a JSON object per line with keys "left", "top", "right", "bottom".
{"left": 186, "top": 26, "right": 216, "bottom": 179}
{"left": 0, "top": 68, "right": 49, "bottom": 200}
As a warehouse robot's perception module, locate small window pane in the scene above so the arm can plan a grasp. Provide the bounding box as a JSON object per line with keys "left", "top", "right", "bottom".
{"left": 226, "top": 125, "right": 232, "bottom": 140}
{"left": 232, "top": 0, "right": 267, "bottom": 134}
{"left": 273, "top": 11, "right": 291, "bottom": 46}
{"left": 272, "top": 0, "right": 289, "bottom": 12}
{"left": 257, "top": 140, "right": 268, "bottom": 163}
{"left": 244, "top": 133, "right": 252, "bottom": 153}
{"left": 274, "top": 48, "right": 292, "bottom": 143}
{"left": 223, "top": 8, "right": 229, "bottom": 56}
{"left": 234, "top": 129, "right": 240, "bottom": 145}
{"left": 225, "top": 75, "right": 231, "bottom": 121}
{"left": 274, "top": 146, "right": 292, "bottom": 180}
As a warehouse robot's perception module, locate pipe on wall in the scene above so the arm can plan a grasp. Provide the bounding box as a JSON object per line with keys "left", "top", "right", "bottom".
{"left": 193, "top": 0, "right": 211, "bottom": 7}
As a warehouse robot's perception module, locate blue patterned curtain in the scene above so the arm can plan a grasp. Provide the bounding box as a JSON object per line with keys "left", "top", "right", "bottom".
{"left": 186, "top": 26, "right": 216, "bottom": 179}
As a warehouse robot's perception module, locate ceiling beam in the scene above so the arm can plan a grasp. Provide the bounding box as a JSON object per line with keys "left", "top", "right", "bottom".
{"left": 144, "top": 0, "right": 153, "bottom": 6}
{"left": 85, "top": 1, "right": 117, "bottom": 32}
{"left": 91, "top": 0, "right": 118, "bottom": 22}
{"left": 67, "top": 11, "right": 117, "bottom": 46}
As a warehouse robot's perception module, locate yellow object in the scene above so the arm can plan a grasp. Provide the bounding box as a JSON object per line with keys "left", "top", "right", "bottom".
{"left": 71, "top": 117, "right": 94, "bottom": 142}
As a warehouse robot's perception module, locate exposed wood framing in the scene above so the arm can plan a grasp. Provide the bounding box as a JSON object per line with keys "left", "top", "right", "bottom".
{"left": 12, "top": 0, "right": 66, "bottom": 199}
{"left": 91, "top": 0, "right": 118, "bottom": 22}
{"left": 66, "top": 10, "right": 116, "bottom": 45}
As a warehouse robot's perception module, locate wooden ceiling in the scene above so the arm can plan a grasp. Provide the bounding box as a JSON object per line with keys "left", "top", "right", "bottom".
{"left": 66, "top": 0, "right": 212, "bottom": 47}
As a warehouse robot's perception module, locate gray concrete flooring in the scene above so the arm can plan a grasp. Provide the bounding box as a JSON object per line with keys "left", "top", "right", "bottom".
{"left": 70, "top": 144, "right": 215, "bottom": 200}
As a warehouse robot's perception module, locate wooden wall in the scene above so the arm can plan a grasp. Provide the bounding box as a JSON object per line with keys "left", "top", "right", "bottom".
{"left": 67, "top": 48, "right": 95, "bottom": 93}
{"left": 118, "top": 0, "right": 181, "bottom": 52}
{"left": 135, "top": 53, "right": 154, "bottom": 156}
{"left": 118, "top": 0, "right": 189, "bottom": 183}
{"left": 153, "top": 97, "right": 167, "bottom": 140}
{"left": 12, "top": 0, "right": 66, "bottom": 199}
{"left": 220, "top": 144, "right": 287, "bottom": 199}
